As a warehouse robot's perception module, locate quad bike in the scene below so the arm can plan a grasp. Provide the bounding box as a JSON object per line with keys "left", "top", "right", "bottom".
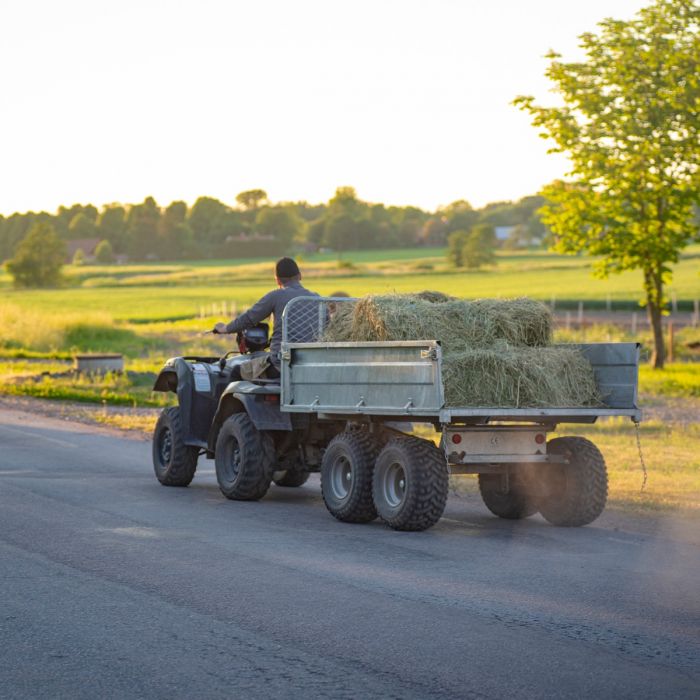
{"left": 151, "top": 323, "right": 341, "bottom": 499}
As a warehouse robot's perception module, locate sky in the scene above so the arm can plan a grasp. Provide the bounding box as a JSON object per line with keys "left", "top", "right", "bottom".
{"left": 0, "top": 0, "right": 651, "bottom": 215}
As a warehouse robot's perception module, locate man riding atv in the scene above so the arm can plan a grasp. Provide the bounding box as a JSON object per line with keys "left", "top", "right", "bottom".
{"left": 213, "top": 257, "right": 318, "bottom": 378}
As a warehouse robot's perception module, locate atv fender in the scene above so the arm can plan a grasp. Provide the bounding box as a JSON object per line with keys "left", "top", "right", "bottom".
{"left": 153, "top": 358, "right": 201, "bottom": 444}
{"left": 208, "top": 381, "right": 291, "bottom": 452}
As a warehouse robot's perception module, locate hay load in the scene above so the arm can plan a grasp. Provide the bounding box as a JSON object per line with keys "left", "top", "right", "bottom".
{"left": 322, "top": 293, "right": 601, "bottom": 408}
{"left": 324, "top": 294, "right": 553, "bottom": 349}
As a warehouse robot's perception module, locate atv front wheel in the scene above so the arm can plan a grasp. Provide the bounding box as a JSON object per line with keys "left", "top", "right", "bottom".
{"left": 152, "top": 406, "right": 198, "bottom": 487}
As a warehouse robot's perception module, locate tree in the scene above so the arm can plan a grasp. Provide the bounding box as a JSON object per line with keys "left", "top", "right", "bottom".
{"left": 97, "top": 205, "right": 127, "bottom": 252}
{"left": 236, "top": 189, "right": 268, "bottom": 210}
{"left": 68, "top": 212, "right": 97, "bottom": 239}
{"left": 95, "top": 239, "right": 114, "bottom": 263}
{"left": 125, "top": 197, "right": 160, "bottom": 259}
{"left": 447, "top": 230, "right": 470, "bottom": 267}
{"left": 73, "top": 248, "right": 86, "bottom": 265}
{"left": 515, "top": 0, "right": 700, "bottom": 368}
{"left": 462, "top": 224, "right": 496, "bottom": 269}
{"left": 6, "top": 222, "right": 66, "bottom": 288}
{"left": 254, "top": 206, "right": 302, "bottom": 252}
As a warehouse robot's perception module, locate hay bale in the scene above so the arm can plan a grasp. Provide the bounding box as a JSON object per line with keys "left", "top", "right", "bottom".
{"left": 441, "top": 345, "right": 601, "bottom": 407}
{"left": 323, "top": 294, "right": 553, "bottom": 350}
{"left": 320, "top": 292, "right": 602, "bottom": 408}
{"left": 414, "top": 290, "right": 455, "bottom": 303}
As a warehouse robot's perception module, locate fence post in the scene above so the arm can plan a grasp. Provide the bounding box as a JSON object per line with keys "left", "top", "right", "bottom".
{"left": 577, "top": 301, "right": 584, "bottom": 326}
{"left": 606, "top": 294, "right": 611, "bottom": 312}
{"left": 631, "top": 311, "right": 637, "bottom": 336}
{"left": 565, "top": 311, "right": 571, "bottom": 331}
{"left": 694, "top": 299, "right": 699, "bottom": 327}
{"left": 668, "top": 321, "right": 674, "bottom": 363}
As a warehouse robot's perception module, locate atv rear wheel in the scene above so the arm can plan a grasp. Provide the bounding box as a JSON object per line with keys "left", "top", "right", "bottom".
{"left": 152, "top": 406, "right": 198, "bottom": 487}
{"left": 215, "top": 413, "right": 274, "bottom": 501}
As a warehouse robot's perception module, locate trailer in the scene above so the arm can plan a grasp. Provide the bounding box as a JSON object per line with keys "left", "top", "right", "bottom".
{"left": 152, "top": 296, "right": 641, "bottom": 531}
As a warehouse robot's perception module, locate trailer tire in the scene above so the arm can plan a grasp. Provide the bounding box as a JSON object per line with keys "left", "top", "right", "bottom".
{"left": 152, "top": 406, "right": 198, "bottom": 486}
{"left": 372, "top": 437, "right": 448, "bottom": 531}
{"left": 321, "top": 431, "right": 381, "bottom": 523}
{"left": 273, "top": 470, "right": 310, "bottom": 488}
{"left": 538, "top": 436, "right": 608, "bottom": 527}
{"left": 478, "top": 472, "right": 538, "bottom": 519}
{"left": 215, "top": 413, "right": 274, "bottom": 501}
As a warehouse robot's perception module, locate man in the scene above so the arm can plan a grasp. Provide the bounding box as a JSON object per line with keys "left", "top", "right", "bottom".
{"left": 214, "top": 257, "right": 318, "bottom": 378}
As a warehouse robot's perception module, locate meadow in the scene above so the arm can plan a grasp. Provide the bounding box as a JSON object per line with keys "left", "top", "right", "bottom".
{"left": 1, "top": 245, "right": 698, "bottom": 513}
{"left": 1, "top": 245, "right": 698, "bottom": 325}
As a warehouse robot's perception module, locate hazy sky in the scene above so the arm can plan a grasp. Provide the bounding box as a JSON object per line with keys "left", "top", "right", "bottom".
{"left": 0, "top": 0, "right": 650, "bottom": 215}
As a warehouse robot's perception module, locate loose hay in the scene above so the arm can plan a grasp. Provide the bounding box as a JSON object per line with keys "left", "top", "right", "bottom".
{"left": 323, "top": 294, "right": 553, "bottom": 350}
{"left": 321, "top": 293, "right": 602, "bottom": 408}
{"left": 441, "top": 345, "right": 601, "bottom": 408}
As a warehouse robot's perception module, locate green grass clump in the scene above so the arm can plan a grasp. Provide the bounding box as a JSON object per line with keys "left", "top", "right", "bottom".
{"left": 0, "top": 369, "right": 172, "bottom": 407}
{"left": 639, "top": 364, "right": 700, "bottom": 398}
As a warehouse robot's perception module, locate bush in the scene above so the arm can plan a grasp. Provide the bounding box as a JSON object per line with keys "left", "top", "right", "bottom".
{"left": 447, "top": 230, "right": 470, "bottom": 267}
{"left": 95, "top": 239, "right": 114, "bottom": 263}
{"left": 6, "top": 222, "right": 65, "bottom": 288}
{"left": 462, "top": 224, "right": 496, "bottom": 269}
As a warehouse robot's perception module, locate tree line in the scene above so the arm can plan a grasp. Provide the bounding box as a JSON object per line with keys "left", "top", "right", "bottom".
{"left": 0, "top": 188, "right": 547, "bottom": 265}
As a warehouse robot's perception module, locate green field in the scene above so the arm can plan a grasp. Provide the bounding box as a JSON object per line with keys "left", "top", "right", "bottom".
{"left": 1, "top": 246, "right": 698, "bottom": 324}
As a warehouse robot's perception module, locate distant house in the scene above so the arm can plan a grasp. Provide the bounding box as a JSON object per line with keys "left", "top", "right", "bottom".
{"left": 494, "top": 226, "right": 516, "bottom": 243}
{"left": 66, "top": 238, "right": 100, "bottom": 263}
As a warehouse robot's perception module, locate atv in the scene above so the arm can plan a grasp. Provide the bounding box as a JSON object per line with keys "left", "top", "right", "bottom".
{"left": 151, "top": 323, "right": 342, "bottom": 499}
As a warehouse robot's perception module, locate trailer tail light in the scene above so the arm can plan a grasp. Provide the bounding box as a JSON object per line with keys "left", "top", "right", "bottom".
{"left": 264, "top": 395, "right": 279, "bottom": 403}
{"left": 451, "top": 433, "right": 462, "bottom": 444}
{"left": 535, "top": 433, "right": 546, "bottom": 444}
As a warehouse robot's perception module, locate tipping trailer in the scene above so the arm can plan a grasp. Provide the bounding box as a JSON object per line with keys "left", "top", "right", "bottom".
{"left": 152, "top": 296, "right": 641, "bottom": 531}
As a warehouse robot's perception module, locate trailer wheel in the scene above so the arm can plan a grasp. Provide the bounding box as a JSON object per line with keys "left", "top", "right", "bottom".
{"left": 372, "top": 437, "right": 448, "bottom": 531}
{"left": 215, "top": 413, "right": 274, "bottom": 501}
{"left": 321, "top": 431, "right": 381, "bottom": 523}
{"left": 538, "top": 436, "right": 608, "bottom": 527}
{"left": 273, "top": 470, "right": 310, "bottom": 488}
{"left": 152, "top": 406, "right": 198, "bottom": 486}
{"left": 478, "top": 472, "right": 538, "bottom": 519}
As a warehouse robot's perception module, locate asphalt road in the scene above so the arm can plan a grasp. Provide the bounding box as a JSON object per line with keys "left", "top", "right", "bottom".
{"left": 1, "top": 406, "right": 699, "bottom": 700}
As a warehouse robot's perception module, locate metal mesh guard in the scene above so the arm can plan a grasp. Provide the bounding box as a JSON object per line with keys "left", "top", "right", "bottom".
{"left": 282, "top": 296, "right": 356, "bottom": 344}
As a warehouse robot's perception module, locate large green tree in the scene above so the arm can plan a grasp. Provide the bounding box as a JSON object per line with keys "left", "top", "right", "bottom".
{"left": 6, "top": 222, "right": 66, "bottom": 288}
{"left": 236, "top": 189, "right": 268, "bottom": 210}
{"left": 515, "top": 0, "right": 700, "bottom": 368}
{"left": 254, "top": 206, "right": 302, "bottom": 253}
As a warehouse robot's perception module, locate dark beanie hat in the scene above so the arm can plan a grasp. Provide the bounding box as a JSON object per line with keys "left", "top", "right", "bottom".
{"left": 276, "top": 257, "right": 300, "bottom": 278}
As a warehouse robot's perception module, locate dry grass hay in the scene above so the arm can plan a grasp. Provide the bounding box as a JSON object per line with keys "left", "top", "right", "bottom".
{"left": 441, "top": 345, "right": 601, "bottom": 407}
{"left": 322, "top": 294, "right": 553, "bottom": 350}
{"left": 321, "top": 293, "right": 601, "bottom": 408}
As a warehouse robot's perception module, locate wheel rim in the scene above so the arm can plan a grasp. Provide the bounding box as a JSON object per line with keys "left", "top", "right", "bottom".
{"left": 221, "top": 438, "right": 241, "bottom": 485}
{"left": 329, "top": 455, "right": 353, "bottom": 501}
{"left": 381, "top": 461, "right": 407, "bottom": 508}
{"left": 158, "top": 427, "right": 173, "bottom": 466}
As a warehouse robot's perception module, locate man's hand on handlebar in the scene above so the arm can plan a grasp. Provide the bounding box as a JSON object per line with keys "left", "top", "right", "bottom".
{"left": 212, "top": 322, "right": 229, "bottom": 335}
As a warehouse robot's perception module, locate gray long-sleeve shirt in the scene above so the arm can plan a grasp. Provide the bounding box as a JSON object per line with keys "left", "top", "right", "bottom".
{"left": 225, "top": 281, "right": 318, "bottom": 366}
